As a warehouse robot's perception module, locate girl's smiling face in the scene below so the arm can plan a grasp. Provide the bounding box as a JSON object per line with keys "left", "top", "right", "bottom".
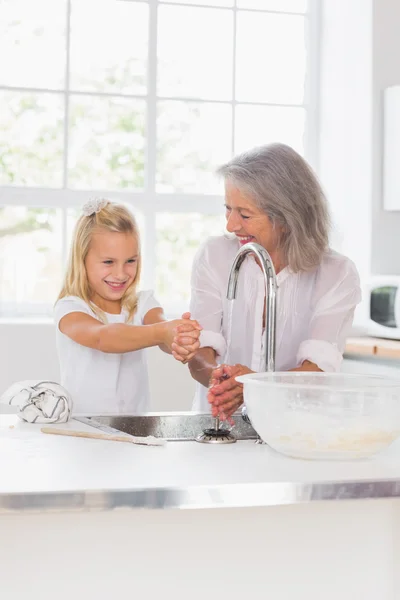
{"left": 85, "top": 230, "right": 139, "bottom": 313}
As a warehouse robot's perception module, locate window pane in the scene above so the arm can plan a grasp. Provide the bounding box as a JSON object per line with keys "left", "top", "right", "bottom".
{"left": 68, "top": 96, "right": 146, "bottom": 190}
{"left": 156, "top": 101, "right": 231, "bottom": 193}
{"left": 158, "top": 6, "right": 233, "bottom": 101}
{"left": 235, "top": 105, "right": 305, "bottom": 155}
{"left": 236, "top": 12, "right": 306, "bottom": 104}
{"left": 70, "top": 0, "right": 148, "bottom": 95}
{"left": 0, "top": 0, "right": 66, "bottom": 89}
{"left": 162, "top": 0, "right": 234, "bottom": 7}
{"left": 0, "top": 92, "right": 64, "bottom": 187}
{"left": 237, "top": 0, "right": 307, "bottom": 11}
{"left": 156, "top": 213, "right": 225, "bottom": 309}
{"left": 0, "top": 207, "right": 63, "bottom": 317}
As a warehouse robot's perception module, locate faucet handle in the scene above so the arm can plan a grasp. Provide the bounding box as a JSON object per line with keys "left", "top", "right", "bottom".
{"left": 241, "top": 405, "right": 251, "bottom": 425}
{"left": 241, "top": 405, "right": 265, "bottom": 444}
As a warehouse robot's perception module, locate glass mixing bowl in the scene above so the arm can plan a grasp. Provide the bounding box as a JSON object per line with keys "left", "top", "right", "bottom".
{"left": 236, "top": 372, "right": 400, "bottom": 460}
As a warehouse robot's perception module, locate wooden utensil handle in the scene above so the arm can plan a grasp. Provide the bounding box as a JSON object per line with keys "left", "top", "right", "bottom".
{"left": 41, "top": 427, "right": 134, "bottom": 444}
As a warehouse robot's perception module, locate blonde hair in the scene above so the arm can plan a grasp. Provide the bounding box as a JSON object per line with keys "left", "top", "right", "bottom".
{"left": 217, "top": 143, "right": 331, "bottom": 272}
{"left": 58, "top": 201, "right": 142, "bottom": 322}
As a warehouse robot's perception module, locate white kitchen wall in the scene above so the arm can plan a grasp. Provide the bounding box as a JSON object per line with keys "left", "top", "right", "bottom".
{"left": 320, "top": 0, "right": 400, "bottom": 284}
{"left": 371, "top": 0, "right": 400, "bottom": 274}
{"left": 319, "top": 0, "right": 373, "bottom": 284}
{"left": 319, "top": 0, "right": 373, "bottom": 333}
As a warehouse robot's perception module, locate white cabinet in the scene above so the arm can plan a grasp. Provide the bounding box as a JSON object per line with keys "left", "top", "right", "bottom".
{"left": 384, "top": 86, "right": 400, "bottom": 211}
{"left": 342, "top": 357, "right": 400, "bottom": 376}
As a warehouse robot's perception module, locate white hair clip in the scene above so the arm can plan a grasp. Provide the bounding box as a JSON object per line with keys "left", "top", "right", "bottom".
{"left": 82, "top": 198, "right": 109, "bottom": 217}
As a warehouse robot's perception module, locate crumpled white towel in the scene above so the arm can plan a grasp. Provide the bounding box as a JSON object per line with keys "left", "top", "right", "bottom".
{"left": 0, "top": 380, "right": 72, "bottom": 423}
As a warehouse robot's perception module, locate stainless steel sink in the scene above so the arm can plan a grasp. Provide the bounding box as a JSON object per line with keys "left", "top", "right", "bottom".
{"left": 76, "top": 412, "right": 257, "bottom": 442}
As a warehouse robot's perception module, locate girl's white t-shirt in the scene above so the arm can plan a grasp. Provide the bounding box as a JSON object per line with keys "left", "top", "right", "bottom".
{"left": 190, "top": 235, "right": 362, "bottom": 412}
{"left": 54, "top": 291, "right": 161, "bottom": 415}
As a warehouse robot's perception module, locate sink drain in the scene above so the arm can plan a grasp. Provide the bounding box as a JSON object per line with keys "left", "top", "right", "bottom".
{"left": 196, "top": 420, "right": 236, "bottom": 444}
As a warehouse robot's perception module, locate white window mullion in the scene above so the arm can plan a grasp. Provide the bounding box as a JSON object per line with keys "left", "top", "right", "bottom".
{"left": 303, "top": 0, "right": 321, "bottom": 172}
{"left": 145, "top": 0, "right": 158, "bottom": 194}
{"left": 0, "top": 0, "right": 318, "bottom": 319}
{"left": 231, "top": 0, "right": 237, "bottom": 157}
{"left": 141, "top": 209, "right": 157, "bottom": 291}
{"left": 0, "top": 85, "right": 305, "bottom": 109}
{"left": 142, "top": 0, "right": 159, "bottom": 289}
{"left": 0, "top": 187, "right": 148, "bottom": 208}
{"left": 0, "top": 187, "right": 225, "bottom": 213}
{"left": 63, "top": 0, "right": 72, "bottom": 189}
{"left": 61, "top": 206, "right": 68, "bottom": 267}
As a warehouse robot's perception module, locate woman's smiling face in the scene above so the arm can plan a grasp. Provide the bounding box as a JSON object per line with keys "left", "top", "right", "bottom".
{"left": 224, "top": 181, "right": 283, "bottom": 254}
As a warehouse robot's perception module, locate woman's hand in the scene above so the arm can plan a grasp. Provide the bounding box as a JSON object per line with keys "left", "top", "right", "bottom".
{"left": 171, "top": 312, "right": 202, "bottom": 363}
{"left": 208, "top": 363, "right": 254, "bottom": 423}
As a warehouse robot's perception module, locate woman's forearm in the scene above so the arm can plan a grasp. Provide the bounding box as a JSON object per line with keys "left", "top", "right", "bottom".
{"left": 188, "top": 347, "right": 218, "bottom": 387}
{"left": 142, "top": 307, "right": 171, "bottom": 354}
{"left": 290, "top": 360, "right": 323, "bottom": 372}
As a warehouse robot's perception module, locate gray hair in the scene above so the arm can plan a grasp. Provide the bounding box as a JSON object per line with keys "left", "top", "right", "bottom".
{"left": 217, "top": 143, "right": 331, "bottom": 272}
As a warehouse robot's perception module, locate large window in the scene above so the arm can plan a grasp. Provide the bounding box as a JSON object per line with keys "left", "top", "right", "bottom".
{"left": 0, "top": 0, "right": 317, "bottom": 317}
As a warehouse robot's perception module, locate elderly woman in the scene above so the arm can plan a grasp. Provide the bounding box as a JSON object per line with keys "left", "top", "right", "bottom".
{"left": 172, "top": 143, "right": 361, "bottom": 421}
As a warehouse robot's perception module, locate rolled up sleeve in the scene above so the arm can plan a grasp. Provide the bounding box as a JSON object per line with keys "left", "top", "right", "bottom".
{"left": 296, "top": 257, "right": 362, "bottom": 372}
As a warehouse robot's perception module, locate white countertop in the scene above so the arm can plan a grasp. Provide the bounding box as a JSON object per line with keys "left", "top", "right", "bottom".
{"left": 2, "top": 415, "right": 400, "bottom": 512}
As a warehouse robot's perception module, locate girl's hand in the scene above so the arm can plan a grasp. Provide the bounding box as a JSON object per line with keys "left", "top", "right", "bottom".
{"left": 208, "top": 363, "right": 254, "bottom": 423}
{"left": 160, "top": 313, "right": 201, "bottom": 354}
{"left": 171, "top": 312, "right": 202, "bottom": 364}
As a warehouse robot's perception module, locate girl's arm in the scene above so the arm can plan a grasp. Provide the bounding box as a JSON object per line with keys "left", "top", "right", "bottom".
{"left": 59, "top": 311, "right": 200, "bottom": 354}
{"left": 143, "top": 307, "right": 169, "bottom": 353}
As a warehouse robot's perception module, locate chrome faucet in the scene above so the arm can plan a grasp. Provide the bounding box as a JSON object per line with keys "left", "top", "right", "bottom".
{"left": 226, "top": 242, "right": 278, "bottom": 425}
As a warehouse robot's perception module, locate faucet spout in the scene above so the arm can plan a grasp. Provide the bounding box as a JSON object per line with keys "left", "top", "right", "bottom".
{"left": 227, "top": 242, "right": 278, "bottom": 373}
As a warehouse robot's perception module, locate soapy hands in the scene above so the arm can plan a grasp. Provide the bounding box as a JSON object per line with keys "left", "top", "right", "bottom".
{"left": 207, "top": 363, "right": 254, "bottom": 423}
{"left": 169, "top": 312, "right": 202, "bottom": 363}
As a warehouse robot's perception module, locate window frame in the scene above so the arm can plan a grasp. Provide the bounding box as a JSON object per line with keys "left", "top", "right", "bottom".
{"left": 0, "top": 0, "right": 321, "bottom": 318}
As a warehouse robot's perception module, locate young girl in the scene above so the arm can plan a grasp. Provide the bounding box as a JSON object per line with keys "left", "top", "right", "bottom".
{"left": 54, "top": 199, "right": 201, "bottom": 415}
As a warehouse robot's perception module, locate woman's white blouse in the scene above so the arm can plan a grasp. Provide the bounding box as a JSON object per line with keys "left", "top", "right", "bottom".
{"left": 189, "top": 235, "right": 361, "bottom": 412}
